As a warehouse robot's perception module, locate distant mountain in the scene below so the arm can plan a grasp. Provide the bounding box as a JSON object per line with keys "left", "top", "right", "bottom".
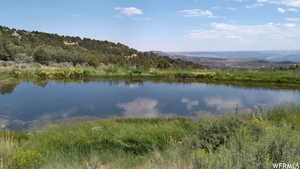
{"left": 169, "top": 51, "right": 300, "bottom": 62}
{"left": 0, "top": 26, "right": 200, "bottom": 69}
{"left": 155, "top": 51, "right": 300, "bottom": 69}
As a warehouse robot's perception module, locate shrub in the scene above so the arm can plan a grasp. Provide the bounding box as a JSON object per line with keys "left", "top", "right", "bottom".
{"left": 174, "top": 72, "right": 216, "bottom": 79}
{"left": 174, "top": 72, "right": 190, "bottom": 78}
{"left": 129, "top": 69, "right": 142, "bottom": 77}
{"left": 11, "top": 150, "right": 42, "bottom": 169}
{"left": 192, "top": 126, "right": 300, "bottom": 169}
{"left": 191, "top": 72, "right": 216, "bottom": 79}
{"left": 33, "top": 48, "right": 51, "bottom": 65}
{"left": 265, "top": 105, "right": 300, "bottom": 129}
{"left": 191, "top": 118, "right": 263, "bottom": 152}
{"left": 34, "top": 69, "right": 92, "bottom": 80}
{"left": 265, "top": 130, "right": 300, "bottom": 163}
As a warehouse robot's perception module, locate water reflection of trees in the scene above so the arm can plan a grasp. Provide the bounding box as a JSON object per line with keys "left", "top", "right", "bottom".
{"left": 2, "top": 77, "right": 299, "bottom": 96}
{"left": 0, "top": 80, "right": 49, "bottom": 95}
{"left": 31, "top": 81, "right": 48, "bottom": 88}
{"left": 0, "top": 82, "right": 18, "bottom": 94}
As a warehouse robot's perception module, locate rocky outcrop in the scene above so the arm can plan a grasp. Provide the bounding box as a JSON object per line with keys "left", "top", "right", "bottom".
{"left": 64, "top": 41, "right": 79, "bottom": 46}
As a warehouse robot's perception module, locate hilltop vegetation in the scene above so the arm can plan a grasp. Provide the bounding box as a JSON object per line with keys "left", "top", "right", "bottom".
{"left": 0, "top": 26, "right": 199, "bottom": 69}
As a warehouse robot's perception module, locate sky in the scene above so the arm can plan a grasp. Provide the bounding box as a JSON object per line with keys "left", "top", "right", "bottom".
{"left": 0, "top": 0, "right": 300, "bottom": 51}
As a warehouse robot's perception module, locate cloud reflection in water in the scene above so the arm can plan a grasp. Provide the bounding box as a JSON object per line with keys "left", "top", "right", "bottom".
{"left": 181, "top": 98, "right": 199, "bottom": 110}
{"left": 204, "top": 97, "right": 242, "bottom": 113}
{"left": 118, "top": 98, "right": 160, "bottom": 118}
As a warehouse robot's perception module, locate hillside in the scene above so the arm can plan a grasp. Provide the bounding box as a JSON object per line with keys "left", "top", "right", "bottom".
{"left": 0, "top": 26, "right": 199, "bottom": 69}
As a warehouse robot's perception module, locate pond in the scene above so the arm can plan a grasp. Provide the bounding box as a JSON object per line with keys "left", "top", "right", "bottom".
{"left": 0, "top": 80, "right": 300, "bottom": 130}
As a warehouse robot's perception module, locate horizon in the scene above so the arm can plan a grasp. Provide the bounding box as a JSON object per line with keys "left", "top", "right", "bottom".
{"left": 1, "top": 0, "right": 300, "bottom": 51}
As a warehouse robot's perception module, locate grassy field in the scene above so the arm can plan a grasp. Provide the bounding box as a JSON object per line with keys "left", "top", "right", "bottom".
{"left": 0, "top": 105, "right": 299, "bottom": 169}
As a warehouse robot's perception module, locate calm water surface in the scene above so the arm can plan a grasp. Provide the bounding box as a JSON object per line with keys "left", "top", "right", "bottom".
{"left": 0, "top": 80, "right": 299, "bottom": 130}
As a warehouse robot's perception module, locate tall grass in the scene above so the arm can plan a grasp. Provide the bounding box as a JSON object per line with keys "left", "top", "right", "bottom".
{"left": 0, "top": 135, "right": 17, "bottom": 168}
{"left": 0, "top": 131, "right": 28, "bottom": 169}
{"left": 30, "top": 119, "right": 187, "bottom": 155}
{"left": 0, "top": 105, "right": 300, "bottom": 169}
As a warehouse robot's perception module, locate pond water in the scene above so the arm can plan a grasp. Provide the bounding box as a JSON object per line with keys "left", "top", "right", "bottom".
{"left": 0, "top": 80, "right": 300, "bottom": 130}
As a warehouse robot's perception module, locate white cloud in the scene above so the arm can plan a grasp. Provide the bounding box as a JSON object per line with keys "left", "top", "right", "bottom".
{"left": 286, "top": 17, "right": 300, "bottom": 22}
{"left": 178, "top": 9, "right": 219, "bottom": 18}
{"left": 257, "top": 0, "right": 300, "bottom": 7}
{"left": 277, "top": 7, "right": 298, "bottom": 13}
{"left": 227, "top": 7, "right": 237, "bottom": 11}
{"left": 284, "top": 23, "right": 297, "bottom": 27}
{"left": 186, "top": 22, "right": 300, "bottom": 40}
{"left": 214, "top": 23, "right": 237, "bottom": 30}
{"left": 246, "top": 3, "right": 264, "bottom": 8}
{"left": 278, "top": 7, "right": 286, "bottom": 13}
{"left": 273, "top": 92, "right": 299, "bottom": 104}
{"left": 288, "top": 8, "right": 299, "bottom": 12}
{"left": 114, "top": 7, "right": 143, "bottom": 16}
{"left": 211, "top": 6, "right": 237, "bottom": 11}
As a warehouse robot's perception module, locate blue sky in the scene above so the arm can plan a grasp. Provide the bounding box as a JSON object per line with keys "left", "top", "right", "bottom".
{"left": 1, "top": 0, "right": 300, "bottom": 51}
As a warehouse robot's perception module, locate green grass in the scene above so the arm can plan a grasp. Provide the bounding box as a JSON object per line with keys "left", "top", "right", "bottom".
{"left": 0, "top": 105, "right": 300, "bottom": 169}
{"left": 214, "top": 70, "right": 300, "bottom": 84}
{"left": 2, "top": 67, "right": 300, "bottom": 88}
{"left": 5, "top": 67, "right": 216, "bottom": 80}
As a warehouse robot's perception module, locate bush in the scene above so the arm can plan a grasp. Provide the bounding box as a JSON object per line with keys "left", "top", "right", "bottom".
{"left": 192, "top": 126, "right": 300, "bottom": 169}
{"left": 11, "top": 150, "right": 42, "bottom": 169}
{"left": 191, "top": 118, "right": 262, "bottom": 152}
{"left": 33, "top": 48, "right": 51, "bottom": 65}
{"left": 266, "top": 105, "right": 300, "bottom": 129}
{"left": 265, "top": 130, "right": 300, "bottom": 163}
{"left": 129, "top": 69, "right": 142, "bottom": 76}
{"left": 174, "top": 72, "right": 216, "bottom": 79}
{"left": 174, "top": 72, "right": 190, "bottom": 78}
{"left": 191, "top": 72, "right": 216, "bottom": 79}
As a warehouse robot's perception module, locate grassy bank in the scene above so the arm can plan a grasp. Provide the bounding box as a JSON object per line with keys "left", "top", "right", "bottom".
{"left": 3, "top": 67, "right": 216, "bottom": 80}
{"left": 215, "top": 70, "right": 300, "bottom": 85}
{"left": 0, "top": 105, "right": 300, "bottom": 169}
{"left": 2, "top": 67, "right": 300, "bottom": 86}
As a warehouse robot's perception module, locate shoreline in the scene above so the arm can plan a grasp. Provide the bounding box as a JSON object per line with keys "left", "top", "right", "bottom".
{"left": 2, "top": 66, "right": 300, "bottom": 90}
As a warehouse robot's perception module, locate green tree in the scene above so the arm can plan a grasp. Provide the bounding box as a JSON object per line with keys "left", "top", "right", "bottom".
{"left": 33, "top": 48, "right": 51, "bottom": 65}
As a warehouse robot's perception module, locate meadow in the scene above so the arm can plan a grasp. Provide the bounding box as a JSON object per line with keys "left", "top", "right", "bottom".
{"left": 0, "top": 105, "right": 299, "bottom": 169}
